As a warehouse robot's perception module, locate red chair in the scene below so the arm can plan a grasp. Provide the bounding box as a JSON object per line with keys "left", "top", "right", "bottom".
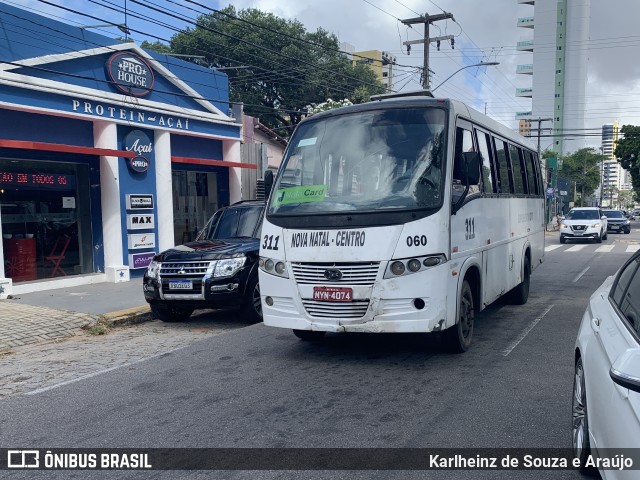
{"left": 45, "top": 234, "right": 71, "bottom": 277}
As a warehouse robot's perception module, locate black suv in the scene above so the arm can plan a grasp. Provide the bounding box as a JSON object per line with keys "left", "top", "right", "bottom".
{"left": 143, "top": 201, "right": 264, "bottom": 322}
{"left": 603, "top": 209, "right": 631, "bottom": 234}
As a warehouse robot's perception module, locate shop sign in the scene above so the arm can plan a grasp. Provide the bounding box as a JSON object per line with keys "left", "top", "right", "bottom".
{"left": 71, "top": 100, "right": 191, "bottom": 131}
{"left": 127, "top": 233, "right": 156, "bottom": 250}
{"left": 126, "top": 194, "right": 154, "bottom": 210}
{"left": 126, "top": 213, "right": 155, "bottom": 230}
{"left": 106, "top": 52, "right": 155, "bottom": 97}
{"left": 129, "top": 252, "right": 156, "bottom": 269}
{"left": 0, "top": 172, "right": 76, "bottom": 190}
{"left": 124, "top": 130, "right": 152, "bottom": 173}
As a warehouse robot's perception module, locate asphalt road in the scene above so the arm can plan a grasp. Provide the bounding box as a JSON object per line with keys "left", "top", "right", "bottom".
{"left": 2, "top": 224, "right": 639, "bottom": 480}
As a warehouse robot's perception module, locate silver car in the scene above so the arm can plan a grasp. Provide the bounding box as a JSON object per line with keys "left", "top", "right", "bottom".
{"left": 573, "top": 250, "right": 640, "bottom": 478}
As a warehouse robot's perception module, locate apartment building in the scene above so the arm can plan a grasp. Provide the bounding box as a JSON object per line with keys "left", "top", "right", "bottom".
{"left": 516, "top": 0, "right": 590, "bottom": 155}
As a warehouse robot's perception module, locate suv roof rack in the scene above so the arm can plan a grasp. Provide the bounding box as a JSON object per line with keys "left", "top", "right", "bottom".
{"left": 370, "top": 89, "right": 435, "bottom": 101}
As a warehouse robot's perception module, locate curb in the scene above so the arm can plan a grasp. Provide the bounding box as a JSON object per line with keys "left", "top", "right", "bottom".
{"left": 100, "top": 305, "right": 153, "bottom": 327}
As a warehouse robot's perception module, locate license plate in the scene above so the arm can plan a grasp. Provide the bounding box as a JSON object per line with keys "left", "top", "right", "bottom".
{"left": 313, "top": 286, "right": 353, "bottom": 302}
{"left": 611, "top": 225, "right": 619, "bottom": 229}
{"left": 169, "top": 280, "right": 192, "bottom": 290}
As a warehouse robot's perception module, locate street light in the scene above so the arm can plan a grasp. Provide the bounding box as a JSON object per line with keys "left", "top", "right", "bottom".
{"left": 81, "top": 23, "right": 131, "bottom": 36}
{"left": 430, "top": 62, "right": 500, "bottom": 92}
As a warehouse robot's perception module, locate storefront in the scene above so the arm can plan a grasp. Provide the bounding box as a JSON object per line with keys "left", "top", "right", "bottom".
{"left": 0, "top": 3, "right": 254, "bottom": 296}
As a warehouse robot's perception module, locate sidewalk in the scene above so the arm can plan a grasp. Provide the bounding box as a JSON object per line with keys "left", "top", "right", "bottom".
{"left": 0, "top": 279, "right": 150, "bottom": 352}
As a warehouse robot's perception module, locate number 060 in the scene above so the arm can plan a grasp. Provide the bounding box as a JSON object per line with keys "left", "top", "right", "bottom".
{"left": 406, "top": 235, "right": 427, "bottom": 247}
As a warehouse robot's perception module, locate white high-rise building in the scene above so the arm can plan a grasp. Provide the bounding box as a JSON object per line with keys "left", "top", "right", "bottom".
{"left": 516, "top": 0, "right": 590, "bottom": 155}
{"left": 600, "top": 122, "right": 632, "bottom": 207}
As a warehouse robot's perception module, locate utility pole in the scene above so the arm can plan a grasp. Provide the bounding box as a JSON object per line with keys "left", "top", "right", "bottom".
{"left": 530, "top": 117, "right": 554, "bottom": 160}
{"left": 402, "top": 12, "right": 454, "bottom": 89}
{"left": 527, "top": 117, "right": 554, "bottom": 226}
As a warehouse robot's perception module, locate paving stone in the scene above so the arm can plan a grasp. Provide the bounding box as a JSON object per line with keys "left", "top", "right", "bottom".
{"left": 0, "top": 310, "right": 250, "bottom": 399}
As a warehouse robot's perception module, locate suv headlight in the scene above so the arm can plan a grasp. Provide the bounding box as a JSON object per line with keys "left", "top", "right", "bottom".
{"left": 590, "top": 223, "right": 601, "bottom": 228}
{"left": 211, "top": 257, "right": 246, "bottom": 278}
{"left": 146, "top": 260, "right": 160, "bottom": 279}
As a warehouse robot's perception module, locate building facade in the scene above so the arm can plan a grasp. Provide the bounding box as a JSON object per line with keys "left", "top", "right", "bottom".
{"left": 600, "top": 121, "right": 632, "bottom": 207}
{"left": 352, "top": 50, "right": 397, "bottom": 92}
{"left": 516, "top": 0, "right": 590, "bottom": 155}
{"left": 0, "top": 3, "right": 254, "bottom": 296}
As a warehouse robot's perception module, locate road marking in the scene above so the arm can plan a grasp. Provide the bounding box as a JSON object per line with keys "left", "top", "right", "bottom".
{"left": 595, "top": 244, "right": 615, "bottom": 252}
{"left": 25, "top": 345, "right": 189, "bottom": 396}
{"left": 502, "top": 305, "right": 554, "bottom": 356}
{"left": 627, "top": 245, "right": 640, "bottom": 253}
{"left": 566, "top": 245, "right": 588, "bottom": 252}
{"left": 573, "top": 266, "right": 590, "bottom": 283}
{"left": 545, "top": 245, "right": 562, "bottom": 252}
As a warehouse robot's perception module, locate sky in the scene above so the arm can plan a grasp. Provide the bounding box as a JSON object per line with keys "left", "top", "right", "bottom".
{"left": 6, "top": 0, "right": 640, "bottom": 152}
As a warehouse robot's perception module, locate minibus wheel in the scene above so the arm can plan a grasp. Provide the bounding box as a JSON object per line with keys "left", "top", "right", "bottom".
{"left": 443, "top": 279, "right": 474, "bottom": 352}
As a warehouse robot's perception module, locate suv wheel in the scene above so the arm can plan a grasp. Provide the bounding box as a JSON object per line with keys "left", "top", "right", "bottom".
{"left": 241, "top": 275, "right": 262, "bottom": 323}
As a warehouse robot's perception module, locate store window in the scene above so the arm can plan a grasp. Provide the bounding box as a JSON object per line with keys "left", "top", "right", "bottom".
{"left": 172, "top": 170, "right": 219, "bottom": 245}
{"left": 0, "top": 159, "right": 93, "bottom": 282}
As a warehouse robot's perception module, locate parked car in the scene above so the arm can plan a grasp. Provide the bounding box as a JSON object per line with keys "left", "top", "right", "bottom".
{"left": 572, "top": 249, "right": 640, "bottom": 477}
{"left": 603, "top": 209, "right": 631, "bottom": 234}
{"left": 143, "top": 201, "right": 264, "bottom": 322}
{"left": 559, "top": 207, "right": 608, "bottom": 244}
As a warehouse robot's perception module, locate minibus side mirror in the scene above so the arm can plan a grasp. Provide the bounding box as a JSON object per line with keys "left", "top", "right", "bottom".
{"left": 264, "top": 170, "right": 274, "bottom": 199}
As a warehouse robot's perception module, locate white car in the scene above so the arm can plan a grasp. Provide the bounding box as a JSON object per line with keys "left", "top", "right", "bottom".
{"left": 560, "top": 207, "right": 608, "bottom": 244}
{"left": 573, "top": 250, "right": 640, "bottom": 478}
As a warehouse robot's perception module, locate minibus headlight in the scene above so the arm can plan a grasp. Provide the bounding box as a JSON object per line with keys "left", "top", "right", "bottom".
{"left": 259, "top": 256, "right": 288, "bottom": 278}
{"left": 423, "top": 257, "right": 441, "bottom": 267}
{"left": 384, "top": 254, "right": 446, "bottom": 279}
{"left": 407, "top": 259, "right": 421, "bottom": 272}
{"left": 390, "top": 261, "right": 405, "bottom": 276}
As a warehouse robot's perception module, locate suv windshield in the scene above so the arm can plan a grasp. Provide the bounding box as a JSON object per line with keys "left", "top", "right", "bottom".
{"left": 201, "top": 205, "right": 263, "bottom": 240}
{"left": 268, "top": 107, "right": 447, "bottom": 215}
{"left": 604, "top": 210, "right": 625, "bottom": 219}
{"left": 565, "top": 210, "right": 600, "bottom": 220}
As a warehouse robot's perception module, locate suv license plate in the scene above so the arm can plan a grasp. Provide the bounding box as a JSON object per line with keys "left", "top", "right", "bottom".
{"left": 169, "top": 280, "right": 192, "bottom": 290}
{"left": 313, "top": 286, "right": 353, "bottom": 302}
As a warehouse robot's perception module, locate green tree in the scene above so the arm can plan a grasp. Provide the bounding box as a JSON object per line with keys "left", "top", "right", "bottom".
{"left": 558, "top": 148, "right": 605, "bottom": 206}
{"left": 614, "top": 125, "right": 640, "bottom": 199}
{"left": 306, "top": 98, "right": 353, "bottom": 114}
{"left": 167, "top": 6, "right": 386, "bottom": 137}
{"left": 140, "top": 40, "right": 173, "bottom": 54}
{"left": 618, "top": 190, "right": 635, "bottom": 210}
